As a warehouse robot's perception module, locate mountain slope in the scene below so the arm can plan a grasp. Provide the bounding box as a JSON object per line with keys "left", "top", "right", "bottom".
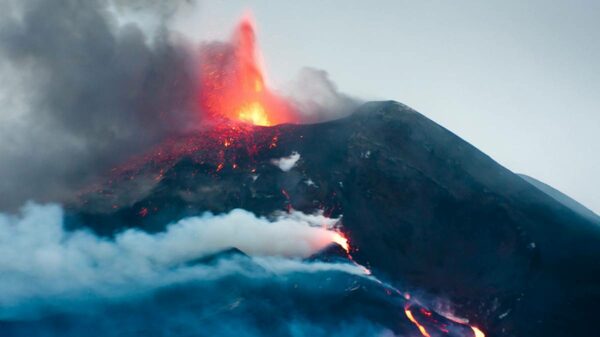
{"left": 519, "top": 173, "right": 600, "bottom": 224}
{"left": 70, "top": 101, "right": 600, "bottom": 337}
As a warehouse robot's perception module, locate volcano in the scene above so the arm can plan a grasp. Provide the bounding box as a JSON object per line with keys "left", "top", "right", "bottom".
{"left": 63, "top": 100, "right": 600, "bottom": 337}
{"left": 3, "top": 5, "right": 598, "bottom": 337}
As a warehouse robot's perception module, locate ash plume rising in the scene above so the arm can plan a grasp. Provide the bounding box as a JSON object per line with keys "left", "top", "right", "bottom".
{"left": 0, "top": 0, "right": 198, "bottom": 210}
{"left": 0, "top": 1, "right": 359, "bottom": 211}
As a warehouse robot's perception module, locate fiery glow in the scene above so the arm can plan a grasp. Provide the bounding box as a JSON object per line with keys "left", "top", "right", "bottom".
{"left": 472, "top": 327, "right": 485, "bottom": 337}
{"left": 332, "top": 231, "right": 350, "bottom": 252}
{"left": 404, "top": 308, "right": 432, "bottom": 337}
{"left": 238, "top": 101, "right": 270, "bottom": 126}
{"left": 437, "top": 310, "right": 486, "bottom": 337}
{"left": 199, "top": 15, "right": 296, "bottom": 126}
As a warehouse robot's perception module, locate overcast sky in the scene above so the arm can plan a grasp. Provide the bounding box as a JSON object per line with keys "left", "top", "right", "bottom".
{"left": 170, "top": 0, "right": 600, "bottom": 213}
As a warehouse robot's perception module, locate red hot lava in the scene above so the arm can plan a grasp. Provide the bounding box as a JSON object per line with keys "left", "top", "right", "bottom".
{"left": 403, "top": 303, "right": 486, "bottom": 337}
{"left": 199, "top": 16, "right": 296, "bottom": 126}
{"left": 331, "top": 231, "right": 350, "bottom": 253}
{"left": 342, "top": 237, "right": 486, "bottom": 337}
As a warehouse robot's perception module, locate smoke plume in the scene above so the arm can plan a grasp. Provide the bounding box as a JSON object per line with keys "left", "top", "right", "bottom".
{"left": 0, "top": 0, "right": 198, "bottom": 210}
{"left": 0, "top": 203, "right": 394, "bottom": 337}
{"left": 284, "top": 67, "right": 361, "bottom": 123}
{"left": 0, "top": 203, "right": 363, "bottom": 319}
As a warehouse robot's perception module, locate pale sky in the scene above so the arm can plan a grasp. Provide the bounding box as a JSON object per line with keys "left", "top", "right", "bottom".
{"left": 172, "top": 0, "right": 599, "bottom": 213}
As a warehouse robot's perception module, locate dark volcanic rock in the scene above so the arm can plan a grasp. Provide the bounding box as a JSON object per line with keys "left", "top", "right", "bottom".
{"left": 185, "top": 247, "right": 250, "bottom": 266}
{"left": 0, "top": 261, "right": 473, "bottom": 337}
{"left": 519, "top": 173, "right": 600, "bottom": 225}
{"left": 70, "top": 101, "right": 600, "bottom": 337}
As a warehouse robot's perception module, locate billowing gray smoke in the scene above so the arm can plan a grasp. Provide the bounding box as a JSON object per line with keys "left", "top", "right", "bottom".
{"left": 0, "top": 0, "right": 198, "bottom": 210}
{"left": 284, "top": 67, "right": 360, "bottom": 124}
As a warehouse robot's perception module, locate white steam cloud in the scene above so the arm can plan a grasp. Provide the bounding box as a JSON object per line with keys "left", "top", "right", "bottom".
{"left": 0, "top": 203, "right": 361, "bottom": 318}
{"left": 272, "top": 151, "right": 301, "bottom": 172}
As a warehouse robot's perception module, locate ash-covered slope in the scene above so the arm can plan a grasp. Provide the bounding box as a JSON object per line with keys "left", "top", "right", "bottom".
{"left": 71, "top": 101, "right": 600, "bottom": 337}
{"left": 519, "top": 173, "right": 600, "bottom": 225}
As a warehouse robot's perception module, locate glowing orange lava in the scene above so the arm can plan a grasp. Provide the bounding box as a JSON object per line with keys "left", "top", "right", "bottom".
{"left": 439, "top": 311, "right": 486, "bottom": 337}
{"left": 199, "top": 15, "right": 295, "bottom": 126}
{"left": 404, "top": 307, "right": 432, "bottom": 337}
{"left": 331, "top": 231, "right": 350, "bottom": 252}
{"left": 471, "top": 326, "right": 486, "bottom": 337}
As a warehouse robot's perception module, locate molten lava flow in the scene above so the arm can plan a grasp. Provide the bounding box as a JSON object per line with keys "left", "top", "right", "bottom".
{"left": 405, "top": 307, "right": 432, "bottom": 337}
{"left": 402, "top": 303, "right": 487, "bottom": 337}
{"left": 331, "top": 231, "right": 350, "bottom": 253}
{"left": 437, "top": 310, "right": 487, "bottom": 337}
{"left": 199, "top": 16, "right": 296, "bottom": 126}
{"left": 471, "top": 327, "right": 485, "bottom": 337}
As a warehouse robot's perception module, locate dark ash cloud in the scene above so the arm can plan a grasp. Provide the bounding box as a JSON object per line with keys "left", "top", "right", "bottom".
{"left": 0, "top": 0, "right": 199, "bottom": 210}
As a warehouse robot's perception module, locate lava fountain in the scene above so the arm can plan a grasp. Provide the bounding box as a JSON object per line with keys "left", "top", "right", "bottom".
{"left": 199, "top": 16, "right": 296, "bottom": 126}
